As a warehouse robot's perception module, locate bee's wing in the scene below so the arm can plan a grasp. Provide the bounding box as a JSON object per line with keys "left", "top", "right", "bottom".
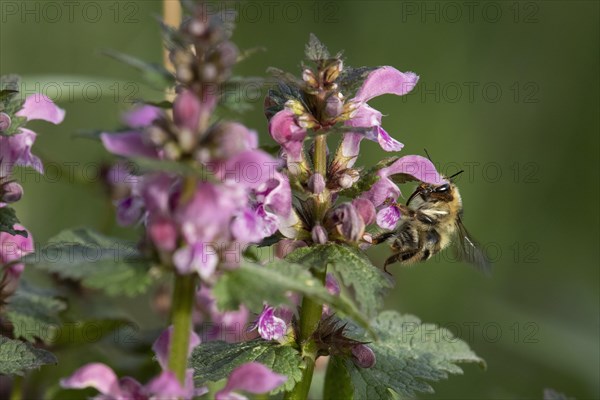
{"left": 453, "top": 216, "right": 492, "bottom": 274}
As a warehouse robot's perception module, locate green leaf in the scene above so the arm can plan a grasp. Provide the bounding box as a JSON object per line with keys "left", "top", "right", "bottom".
{"left": 286, "top": 244, "right": 393, "bottom": 317}
{"left": 103, "top": 49, "right": 175, "bottom": 88}
{"left": 0, "top": 207, "right": 27, "bottom": 237}
{"left": 5, "top": 282, "right": 66, "bottom": 343}
{"left": 24, "top": 229, "right": 153, "bottom": 297}
{"left": 191, "top": 339, "right": 302, "bottom": 393}
{"left": 212, "top": 260, "right": 370, "bottom": 331}
{"left": 345, "top": 311, "right": 485, "bottom": 399}
{"left": 305, "top": 33, "right": 330, "bottom": 62}
{"left": 324, "top": 356, "right": 354, "bottom": 400}
{"left": 0, "top": 336, "right": 57, "bottom": 376}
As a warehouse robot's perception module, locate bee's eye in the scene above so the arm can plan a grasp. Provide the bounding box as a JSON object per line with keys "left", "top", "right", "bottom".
{"left": 436, "top": 184, "right": 450, "bottom": 193}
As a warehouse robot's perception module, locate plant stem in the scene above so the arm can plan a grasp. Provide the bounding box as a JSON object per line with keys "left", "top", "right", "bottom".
{"left": 285, "top": 134, "right": 329, "bottom": 399}
{"left": 168, "top": 273, "right": 197, "bottom": 384}
{"left": 9, "top": 376, "right": 23, "bottom": 400}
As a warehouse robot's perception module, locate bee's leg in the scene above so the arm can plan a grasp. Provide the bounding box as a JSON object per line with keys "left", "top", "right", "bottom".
{"left": 372, "top": 231, "right": 395, "bottom": 244}
{"left": 383, "top": 251, "right": 418, "bottom": 274}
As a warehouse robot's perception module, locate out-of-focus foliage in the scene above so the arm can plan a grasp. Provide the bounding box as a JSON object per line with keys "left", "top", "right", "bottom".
{"left": 1, "top": 1, "right": 598, "bottom": 398}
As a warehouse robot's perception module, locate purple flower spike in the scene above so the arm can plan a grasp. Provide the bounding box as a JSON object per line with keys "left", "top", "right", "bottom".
{"left": 256, "top": 306, "right": 287, "bottom": 341}
{"left": 268, "top": 109, "right": 307, "bottom": 164}
{"left": 215, "top": 362, "right": 287, "bottom": 400}
{"left": 60, "top": 363, "right": 122, "bottom": 397}
{"left": 16, "top": 94, "right": 65, "bottom": 124}
{"left": 152, "top": 325, "right": 201, "bottom": 371}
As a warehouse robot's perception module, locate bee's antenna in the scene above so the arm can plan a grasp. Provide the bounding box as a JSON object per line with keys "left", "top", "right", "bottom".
{"left": 448, "top": 170, "right": 464, "bottom": 181}
{"left": 424, "top": 148, "right": 433, "bottom": 162}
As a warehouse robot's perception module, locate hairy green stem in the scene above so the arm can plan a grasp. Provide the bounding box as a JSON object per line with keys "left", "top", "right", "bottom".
{"left": 168, "top": 273, "right": 197, "bottom": 384}
{"left": 10, "top": 376, "right": 23, "bottom": 400}
{"left": 285, "top": 134, "right": 329, "bottom": 399}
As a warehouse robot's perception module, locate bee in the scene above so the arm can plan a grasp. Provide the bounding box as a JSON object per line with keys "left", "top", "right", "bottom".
{"left": 374, "top": 167, "right": 490, "bottom": 274}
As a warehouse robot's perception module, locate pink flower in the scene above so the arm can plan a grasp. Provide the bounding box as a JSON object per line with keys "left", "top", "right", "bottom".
{"left": 0, "top": 224, "right": 34, "bottom": 280}
{"left": 195, "top": 286, "right": 250, "bottom": 342}
{"left": 61, "top": 326, "right": 204, "bottom": 400}
{"left": 254, "top": 305, "right": 288, "bottom": 341}
{"left": 215, "top": 362, "right": 287, "bottom": 400}
{"left": 361, "top": 155, "right": 446, "bottom": 229}
{"left": 0, "top": 94, "right": 64, "bottom": 175}
{"left": 340, "top": 67, "right": 419, "bottom": 167}
{"left": 268, "top": 109, "right": 307, "bottom": 168}
{"left": 100, "top": 105, "right": 163, "bottom": 159}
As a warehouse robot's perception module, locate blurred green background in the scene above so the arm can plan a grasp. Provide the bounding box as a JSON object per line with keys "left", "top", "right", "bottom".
{"left": 1, "top": 1, "right": 598, "bottom": 399}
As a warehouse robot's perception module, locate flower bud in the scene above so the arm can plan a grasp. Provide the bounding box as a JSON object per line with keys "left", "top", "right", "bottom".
{"left": 311, "top": 225, "right": 328, "bottom": 245}
{"left": 147, "top": 126, "right": 169, "bottom": 146}
{"left": 163, "top": 142, "right": 182, "bottom": 160}
{"left": 325, "top": 273, "right": 340, "bottom": 295}
{"left": 352, "top": 198, "right": 376, "bottom": 226}
{"left": 176, "top": 66, "right": 194, "bottom": 83}
{"left": 325, "top": 94, "right": 343, "bottom": 119}
{"left": 0, "top": 112, "right": 11, "bottom": 132}
{"left": 338, "top": 174, "right": 353, "bottom": 189}
{"left": 218, "top": 42, "right": 238, "bottom": 68}
{"left": 351, "top": 344, "right": 376, "bottom": 368}
{"left": 329, "top": 203, "right": 365, "bottom": 243}
{"left": 0, "top": 181, "right": 23, "bottom": 203}
{"left": 302, "top": 69, "right": 318, "bottom": 88}
{"left": 285, "top": 99, "right": 307, "bottom": 116}
{"left": 201, "top": 64, "right": 218, "bottom": 81}
{"left": 307, "top": 173, "right": 325, "bottom": 195}
{"left": 323, "top": 59, "right": 343, "bottom": 84}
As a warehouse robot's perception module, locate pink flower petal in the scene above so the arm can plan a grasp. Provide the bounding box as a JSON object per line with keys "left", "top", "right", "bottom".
{"left": 173, "top": 242, "right": 218, "bottom": 279}
{"left": 214, "top": 150, "right": 278, "bottom": 189}
{"left": 0, "top": 128, "right": 43, "bottom": 173}
{"left": 346, "top": 104, "right": 382, "bottom": 128}
{"left": 145, "top": 370, "right": 191, "bottom": 398}
{"left": 173, "top": 90, "right": 202, "bottom": 132}
{"left": 16, "top": 94, "right": 65, "bottom": 124}
{"left": 100, "top": 131, "right": 159, "bottom": 158}
{"left": 268, "top": 109, "right": 307, "bottom": 163}
{"left": 60, "top": 363, "right": 122, "bottom": 396}
{"left": 152, "top": 325, "right": 201, "bottom": 371}
{"left": 361, "top": 177, "right": 400, "bottom": 208}
{"left": 339, "top": 133, "right": 364, "bottom": 168}
{"left": 216, "top": 362, "right": 287, "bottom": 400}
{"left": 376, "top": 126, "right": 404, "bottom": 152}
{"left": 381, "top": 155, "right": 446, "bottom": 185}
{"left": 354, "top": 67, "right": 419, "bottom": 103}
{"left": 352, "top": 198, "right": 376, "bottom": 225}
{"left": 256, "top": 306, "right": 287, "bottom": 341}
{"left": 122, "top": 105, "right": 162, "bottom": 128}
{"left": 376, "top": 205, "right": 402, "bottom": 230}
